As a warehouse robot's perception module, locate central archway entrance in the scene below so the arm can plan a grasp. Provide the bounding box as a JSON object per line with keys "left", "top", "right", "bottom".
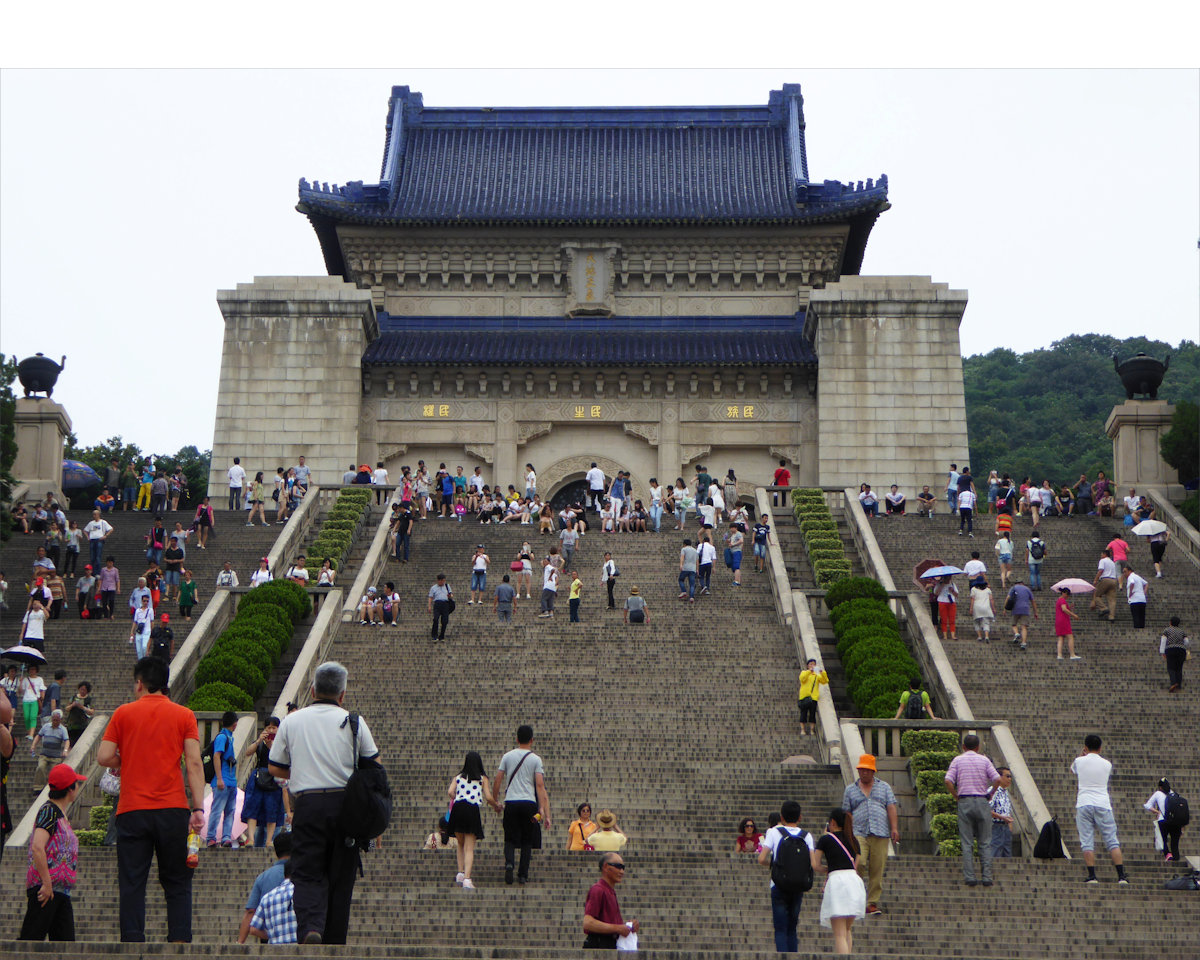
{"left": 550, "top": 480, "right": 591, "bottom": 513}
{"left": 540, "top": 455, "right": 638, "bottom": 508}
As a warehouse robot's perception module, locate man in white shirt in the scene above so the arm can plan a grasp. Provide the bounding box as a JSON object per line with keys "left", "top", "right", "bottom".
{"left": 228, "top": 458, "right": 247, "bottom": 511}
{"left": 1123, "top": 488, "right": 1139, "bottom": 517}
{"left": 84, "top": 508, "right": 114, "bottom": 572}
{"left": 757, "top": 799, "right": 814, "bottom": 953}
{"left": 539, "top": 560, "right": 558, "bottom": 618}
{"left": 1070, "top": 734, "right": 1127, "bottom": 884}
{"left": 585, "top": 463, "right": 606, "bottom": 512}
{"left": 1124, "top": 564, "right": 1148, "bottom": 628}
{"left": 269, "top": 661, "right": 379, "bottom": 944}
{"left": 1088, "top": 549, "right": 1120, "bottom": 621}
{"left": 963, "top": 551, "right": 987, "bottom": 588}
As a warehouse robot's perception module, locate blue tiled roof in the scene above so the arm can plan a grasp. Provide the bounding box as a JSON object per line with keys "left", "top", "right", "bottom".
{"left": 362, "top": 315, "right": 816, "bottom": 368}
{"left": 297, "top": 85, "right": 888, "bottom": 274}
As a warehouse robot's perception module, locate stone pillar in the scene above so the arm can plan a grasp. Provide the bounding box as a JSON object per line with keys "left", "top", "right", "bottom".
{"left": 495, "top": 402, "right": 518, "bottom": 489}
{"left": 659, "top": 402, "right": 681, "bottom": 485}
{"left": 208, "top": 277, "right": 377, "bottom": 496}
{"left": 1104, "top": 400, "right": 1184, "bottom": 497}
{"left": 12, "top": 399, "right": 72, "bottom": 505}
{"left": 809, "top": 276, "right": 969, "bottom": 494}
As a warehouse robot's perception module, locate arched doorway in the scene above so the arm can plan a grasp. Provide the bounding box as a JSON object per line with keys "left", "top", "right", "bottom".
{"left": 550, "top": 480, "right": 591, "bottom": 513}
{"left": 540, "top": 455, "right": 639, "bottom": 507}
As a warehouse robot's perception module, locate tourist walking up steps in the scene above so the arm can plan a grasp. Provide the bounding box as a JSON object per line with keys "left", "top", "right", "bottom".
{"left": 268, "top": 661, "right": 381, "bottom": 944}
{"left": 582, "top": 852, "right": 638, "bottom": 949}
{"left": 447, "top": 751, "right": 495, "bottom": 890}
{"left": 757, "top": 799, "right": 814, "bottom": 953}
{"left": 490, "top": 725, "right": 550, "bottom": 886}
{"left": 813, "top": 808, "right": 866, "bottom": 956}
{"left": 427, "top": 574, "right": 453, "bottom": 641}
{"left": 1143, "top": 777, "right": 1187, "bottom": 863}
{"left": 944, "top": 735, "right": 1002, "bottom": 888}
{"left": 1071, "top": 734, "right": 1128, "bottom": 885}
{"left": 1160, "top": 616, "right": 1190, "bottom": 692}
{"left": 841, "top": 755, "right": 898, "bottom": 917}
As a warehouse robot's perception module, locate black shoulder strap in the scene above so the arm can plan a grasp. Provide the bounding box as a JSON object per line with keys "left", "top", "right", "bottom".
{"left": 343, "top": 711, "right": 360, "bottom": 769}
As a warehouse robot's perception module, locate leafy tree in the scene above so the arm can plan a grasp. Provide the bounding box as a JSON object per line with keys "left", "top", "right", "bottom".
{"left": 1159, "top": 401, "right": 1199, "bottom": 485}
{"left": 0, "top": 354, "right": 17, "bottom": 541}
{"left": 61, "top": 434, "right": 209, "bottom": 509}
{"left": 963, "top": 336, "right": 1200, "bottom": 486}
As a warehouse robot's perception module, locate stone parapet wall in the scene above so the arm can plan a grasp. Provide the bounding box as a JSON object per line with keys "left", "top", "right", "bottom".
{"left": 208, "top": 277, "right": 376, "bottom": 495}
{"left": 810, "top": 276, "right": 969, "bottom": 494}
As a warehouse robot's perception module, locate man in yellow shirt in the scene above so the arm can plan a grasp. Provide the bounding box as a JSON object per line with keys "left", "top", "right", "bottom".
{"left": 798, "top": 659, "right": 828, "bottom": 736}
{"left": 568, "top": 572, "right": 583, "bottom": 623}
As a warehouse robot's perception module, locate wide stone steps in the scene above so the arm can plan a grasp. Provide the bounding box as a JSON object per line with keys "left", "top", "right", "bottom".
{"left": 870, "top": 512, "right": 1199, "bottom": 850}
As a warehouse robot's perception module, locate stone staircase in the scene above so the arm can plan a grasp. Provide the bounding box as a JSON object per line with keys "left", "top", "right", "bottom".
{"left": 0, "top": 511, "right": 1196, "bottom": 958}
{"left": 0, "top": 509, "right": 278, "bottom": 807}
{"left": 869, "top": 511, "right": 1200, "bottom": 860}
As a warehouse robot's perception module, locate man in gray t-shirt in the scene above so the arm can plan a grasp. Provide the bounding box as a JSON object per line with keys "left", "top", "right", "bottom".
{"left": 491, "top": 725, "right": 550, "bottom": 884}
{"left": 678, "top": 539, "right": 699, "bottom": 601}
{"left": 494, "top": 575, "right": 517, "bottom": 623}
{"left": 559, "top": 528, "right": 579, "bottom": 568}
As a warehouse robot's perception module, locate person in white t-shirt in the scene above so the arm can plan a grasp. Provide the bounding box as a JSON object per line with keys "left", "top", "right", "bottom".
{"left": 1124, "top": 565, "right": 1148, "bottom": 629}
{"left": 1070, "top": 734, "right": 1127, "bottom": 883}
{"left": 963, "top": 551, "right": 987, "bottom": 588}
{"left": 1123, "top": 488, "right": 1139, "bottom": 518}
{"left": 539, "top": 560, "right": 558, "bottom": 618}
{"left": 757, "top": 799, "right": 815, "bottom": 953}
{"left": 250, "top": 558, "right": 274, "bottom": 588}
{"left": 1088, "top": 549, "right": 1120, "bottom": 621}
{"left": 957, "top": 488, "right": 977, "bottom": 537}
{"left": 227, "top": 458, "right": 247, "bottom": 511}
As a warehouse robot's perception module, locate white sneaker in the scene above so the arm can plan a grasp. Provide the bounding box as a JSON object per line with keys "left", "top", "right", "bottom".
{"left": 1070, "top": 655, "right": 1083, "bottom": 660}
{"left": 461, "top": 878, "right": 476, "bottom": 890}
{"left": 455, "top": 872, "right": 465, "bottom": 885}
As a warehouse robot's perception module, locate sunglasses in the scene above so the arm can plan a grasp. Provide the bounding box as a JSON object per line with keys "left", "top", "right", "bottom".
{"left": 608, "top": 862, "right": 626, "bottom": 870}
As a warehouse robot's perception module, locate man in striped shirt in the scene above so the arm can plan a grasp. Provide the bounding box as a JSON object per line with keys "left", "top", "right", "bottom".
{"left": 945, "top": 735, "right": 1002, "bottom": 887}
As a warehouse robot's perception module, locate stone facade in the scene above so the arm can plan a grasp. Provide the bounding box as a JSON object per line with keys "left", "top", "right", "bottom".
{"left": 808, "top": 277, "right": 969, "bottom": 492}
{"left": 207, "top": 277, "right": 376, "bottom": 496}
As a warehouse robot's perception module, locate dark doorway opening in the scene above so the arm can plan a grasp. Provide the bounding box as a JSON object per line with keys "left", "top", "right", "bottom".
{"left": 550, "top": 480, "right": 592, "bottom": 513}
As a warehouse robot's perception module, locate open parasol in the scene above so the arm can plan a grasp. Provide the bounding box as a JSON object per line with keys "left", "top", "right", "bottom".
{"left": 1, "top": 644, "right": 48, "bottom": 666}
{"left": 913, "top": 558, "right": 947, "bottom": 589}
{"left": 919, "top": 565, "right": 966, "bottom": 579}
{"left": 1131, "top": 520, "right": 1167, "bottom": 537}
{"left": 1051, "top": 578, "right": 1095, "bottom": 594}
{"left": 61, "top": 459, "right": 102, "bottom": 489}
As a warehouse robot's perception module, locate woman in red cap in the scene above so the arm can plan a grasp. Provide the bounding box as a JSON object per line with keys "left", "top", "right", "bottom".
{"left": 18, "top": 763, "right": 85, "bottom": 940}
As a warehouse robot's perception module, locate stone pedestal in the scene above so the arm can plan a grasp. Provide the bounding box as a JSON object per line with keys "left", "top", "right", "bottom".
{"left": 1104, "top": 400, "right": 1184, "bottom": 498}
{"left": 808, "top": 276, "right": 969, "bottom": 494}
{"left": 12, "top": 398, "right": 72, "bottom": 505}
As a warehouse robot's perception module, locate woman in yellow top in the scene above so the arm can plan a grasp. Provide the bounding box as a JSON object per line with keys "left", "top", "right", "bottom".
{"left": 567, "top": 802, "right": 598, "bottom": 850}
{"left": 589, "top": 810, "right": 628, "bottom": 851}
{"left": 798, "top": 658, "right": 829, "bottom": 737}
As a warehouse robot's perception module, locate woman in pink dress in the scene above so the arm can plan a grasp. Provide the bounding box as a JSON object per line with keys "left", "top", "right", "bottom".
{"left": 1054, "top": 587, "right": 1080, "bottom": 660}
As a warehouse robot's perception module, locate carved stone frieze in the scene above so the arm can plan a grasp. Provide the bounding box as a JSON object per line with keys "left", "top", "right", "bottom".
{"left": 680, "top": 445, "right": 711, "bottom": 465}
{"left": 464, "top": 444, "right": 495, "bottom": 465}
{"left": 517, "top": 422, "right": 553, "bottom": 445}
{"left": 769, "top": 446, "right": 804, "bottom": 466}
{"left": 623, "top": 422, "right": 660, "bottom": 446}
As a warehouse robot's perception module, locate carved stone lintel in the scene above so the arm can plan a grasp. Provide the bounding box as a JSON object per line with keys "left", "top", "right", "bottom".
{"left": 769, "top": 446, "right": 803, "bottom": 466}
{"left": 464, "top": 444, "right": 495, "bottom": 465}
{"left": 680, "top": 445, "right": 711, "bottom": 466}
{"left": 380, "top": 445, "right": 408, "bottom": 462}
{"left": 623, "top": 422, "right": 660, "bottom": 447}
{"left": 517, "top": 422, "right": 553, "bottom": 446}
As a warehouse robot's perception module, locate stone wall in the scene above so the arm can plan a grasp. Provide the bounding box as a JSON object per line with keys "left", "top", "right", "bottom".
{"left": 809, "top": 276, "right": 969, "bottom": 494}
{"left": 208, "top": 277, "right": 377, "bottom": 496}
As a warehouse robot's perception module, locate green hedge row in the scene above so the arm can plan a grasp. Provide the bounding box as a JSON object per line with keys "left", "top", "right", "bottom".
{"left": 826, "top": 579, "right": 918, "bottom": 720}
{"left": 307, "top": 489, "right": 372, "bottom": 572}
{"left": 789, "top": 489, "right": 850, "bottom": 589}
{"left": 923, "top": 793, "right": 957, "bottom": 817}
{"left": 187, "top": 580, "right": 310, "bottom": 714}
{"left": 901, "top": 729, "right": 960, "bottom": 755}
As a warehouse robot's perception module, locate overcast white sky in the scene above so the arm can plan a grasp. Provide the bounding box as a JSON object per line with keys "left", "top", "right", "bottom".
{"left": 1, "top": 7, "right": 1197, "bottom": 454}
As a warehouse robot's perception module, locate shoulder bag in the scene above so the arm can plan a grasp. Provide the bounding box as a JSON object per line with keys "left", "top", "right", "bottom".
{"left": 337, "top": 712, "right": 392, "bottom": 844}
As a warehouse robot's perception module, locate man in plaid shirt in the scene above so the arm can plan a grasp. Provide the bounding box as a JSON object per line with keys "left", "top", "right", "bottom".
{"left": 249, "top": 871, "right": 297, "bottom": 945}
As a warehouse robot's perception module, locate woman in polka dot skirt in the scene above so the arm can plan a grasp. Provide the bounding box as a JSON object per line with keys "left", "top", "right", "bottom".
{"left": 446, "top": 751, "right": 496, "bottom": 890}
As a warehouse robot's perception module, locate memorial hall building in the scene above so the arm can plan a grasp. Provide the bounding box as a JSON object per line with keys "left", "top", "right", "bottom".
{"left": 209, "top": 84, "right": 969, "bottom": 503}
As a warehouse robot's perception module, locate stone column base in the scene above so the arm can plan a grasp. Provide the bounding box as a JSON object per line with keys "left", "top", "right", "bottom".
{"left": 1104, "top": 400, "right": 1184, "bottom": 498}
{"left": 13, "top": 398, "right": 72, "bottom": 505}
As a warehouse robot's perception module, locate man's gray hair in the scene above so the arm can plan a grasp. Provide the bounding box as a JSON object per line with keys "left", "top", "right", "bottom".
{"left": 599, "top": 851, "right": 622, "bottom": 870}
{"left": 313, "top": 661, "right": 348, "bottom": 698}
{"left": 51, "top": 709, "right": 63, "bottom": 719}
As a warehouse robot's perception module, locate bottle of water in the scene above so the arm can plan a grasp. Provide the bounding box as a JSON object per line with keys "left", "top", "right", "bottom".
{"left": 186, "top": 831, "right": 200, "bottom": 869}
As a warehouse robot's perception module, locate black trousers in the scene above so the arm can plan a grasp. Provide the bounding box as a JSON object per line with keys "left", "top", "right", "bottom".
{"left": 1165, "top": 647, "right": 1187, "bottom": 687}
{"left": 1159, "top": 821, "right": 1182, "bottom": 860}
{"left": 291, "top": 791, "right": 360, "bottom": 944}
{"left": 606, "top": 577, "right": 616, "bottom": 607}
{"left": 116, "top": 808, "right": 192, "bottom": 942}
{"left": 19, "top": 889, "right": 75, "bottom": 941}
{"left": 431, "top": 600, "right": 450, "bottom": 639}
{"left": 101, "top": 590, "right": 116, "bottom": 618}
{"left": 1130, "top": 602, "right": 1147, "bottom": 628}
{"left": 502, "top": 800, "right": 540, "bottom": 879}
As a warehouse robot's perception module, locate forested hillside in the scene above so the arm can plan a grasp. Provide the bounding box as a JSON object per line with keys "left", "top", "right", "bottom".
{"left": 963, "top": 335, "right": 1199, "bottom": 484}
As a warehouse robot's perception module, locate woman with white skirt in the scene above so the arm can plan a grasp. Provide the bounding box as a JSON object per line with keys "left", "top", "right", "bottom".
{"left": 813, "top": 808, "right": 866, "bottom": 955}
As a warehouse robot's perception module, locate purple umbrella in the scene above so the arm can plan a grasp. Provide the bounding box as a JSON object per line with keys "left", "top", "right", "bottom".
{"left": 1, "top": 644, "right": 47, "bottom": 666}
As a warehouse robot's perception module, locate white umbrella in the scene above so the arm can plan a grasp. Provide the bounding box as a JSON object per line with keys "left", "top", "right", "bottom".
{"left": 1051, "top": 578, "right": 1095, "bottom": 594}
{"left": 1, "top": 644, "right": 47, "bottom": 666}
{"left": 1131, "top": 520, "right": 1167, "bottom": 536}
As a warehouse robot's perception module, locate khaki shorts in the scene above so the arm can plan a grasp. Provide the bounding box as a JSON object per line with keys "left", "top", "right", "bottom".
{"left": 1012, "top": 614, "right": 1031, "bottom": 626}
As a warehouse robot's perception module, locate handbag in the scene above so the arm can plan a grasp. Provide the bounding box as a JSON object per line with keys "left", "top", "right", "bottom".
{"left": 510, "top": 560, "right": 524, "bottom": 571}
{"left": 99, "top": 768, "right": 121, "bottom": 797}
{"left": 1004, "top": 589, "right": 1016, "bottom": 612}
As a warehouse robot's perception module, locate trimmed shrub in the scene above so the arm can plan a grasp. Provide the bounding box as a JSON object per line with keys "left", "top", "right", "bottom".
{"left": 234, "top": 603, "right": 293, "bottom": 637}
{"left": 804, "top": 534, "right": 842, "bottom": 552}
{"left": 814, "top": 561, "right": 851, "bottom": 587}
{"left": 930, "top": 813, "right": 958, "bottom": 843}
{"left": 230, "top": 616, "right": 292, "bottom": 657}
{"left": 830, "top": 598, "right": 892, "bottom": 629}
{"left": 188, "top": 682, "right": 254, "bottom": 713}
{"left": 238, "top": 581, "right": 311, "bottom": 622}
{"left": 937, "top": 838, "right": 962, "bottom": 857}
{"left": 909, "top": 750, "right": 959, "bottom": 775}
{"left": 808, "top": 548, "right": 846, "bottom": 564}
{"left": 842, "top": 637, "right": 911, "bottom": 676}
{"left": 837, "top": 621, "right": 902, "bottom": 649}
{"left": 901, "top": 729, "right": 962, "bottom": 756}
{"left": 194, "top": 651, "right": 266, "bottom": 699}
{"left": 833, "top": 610, "right": 901, "bottom": 641}
{"left": 322, "top": 518, "right": 357, "bottom": 532}
{"left": 218, "top": 623, "right": 285, "bottom": 660}
{"left": 800, "top": 518, "right": 837, "bottom": 535}
{"left": 863, "top": 692, "right": 901, "bottom": 719}
{"left": 792, "top": 487, "right": 825, "bottom": 505}
{"left": 90, "top": 805, "right": 112, "bottom": 831}
{"left": 212, "top": 636, "right": 274, "bottom": 677}
{"left": 924, "top": 793, "right": 957, "bottom": 817}
{"left": 849, "top": 673, "right": 910, "bottom": 712}
{"left": 825, "top": 577, "right": 888, "bottom": 610}
{"left": 915, "top": 770, "right": 950, "bottom": 798}
{"left": 76, "top": 830, "right": 106, "bottom": 847}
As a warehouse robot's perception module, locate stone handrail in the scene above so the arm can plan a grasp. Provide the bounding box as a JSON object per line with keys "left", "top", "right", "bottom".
{"left": 168, "top": 588, "right": 235, "bottom": 706}
{"left": 266, "top": 482, "right": 324, "bottom": 577}
{"left": 194, "top": 711, "right": 261, "bottom": 797}
{"left": 274, "top": 588, "right": 344, "bottom": 715}
{"left": 1145, "top": 488, "right": 1200, "bottom": 569}
{"left": 5, "top": 713, "right": 110, "bottom": 848}
{"left": 841, "top": 487, "right": 899, "bottom": 594}
{"left": 342, "top": 504, "right": 396, "bottom": 622}
{"left": 756, "top": 487, "right": 843, "bottom": 766}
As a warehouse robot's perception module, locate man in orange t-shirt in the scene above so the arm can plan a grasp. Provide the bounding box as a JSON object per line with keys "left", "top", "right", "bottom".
{"left": 98, "top": 657, "right": 206, "bottom": 943}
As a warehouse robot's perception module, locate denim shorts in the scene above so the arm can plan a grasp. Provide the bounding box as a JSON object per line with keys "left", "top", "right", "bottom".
{"left": 753, "top": 543, "right": 766, "bottom": 558}
{"left": 470, "top": 571, "right": 486, "bottom": 591}
{"left": 1075, "top": 805, "right": 1120, "bottom": 852}
{"left": 162, "top": 571, "right": 180, "bottom": 586}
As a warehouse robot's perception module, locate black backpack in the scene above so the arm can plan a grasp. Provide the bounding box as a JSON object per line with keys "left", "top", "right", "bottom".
{"left": 904, "top": 690, "right": 925, "bottom": 720}
{"left": 200, "top": 730, "right": 224, "bottom": 784}
{"left": 770, "top": 827, "right": 814, "bottom": 893}
{"left": 1163, "top": 871, "right": 1200, "bottom": 891}
{"left": 150, "top": 626, "right": 173, "bottom": 661}
{"left": 337, "top": 713, "right": 392, "bottom": 845}
{"left": 1033, "top": 817, "right": 1066, "bottom": 859}
{"left": 1029, "top": 539, "right": 1045, "bottom": 561}
{"left": 1164, "top": 791, "right": 1190, "bottom": 828}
